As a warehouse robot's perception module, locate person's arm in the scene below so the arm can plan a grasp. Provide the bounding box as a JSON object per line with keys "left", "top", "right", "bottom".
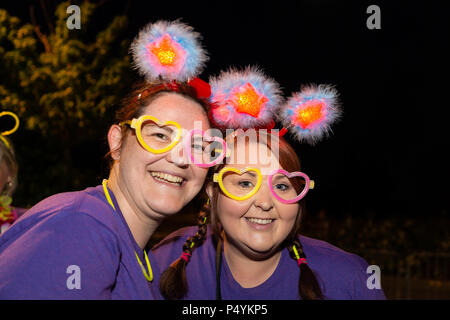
{"left": 0, "top": 211, "right": 120, "bottom": 299}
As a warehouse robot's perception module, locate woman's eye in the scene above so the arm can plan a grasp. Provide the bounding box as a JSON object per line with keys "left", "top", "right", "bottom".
{"left": 275, "top": 183, "right": 290, "bottom": 191}
{"left": 238, "top": 180, "right": 253, "bottom": 188}
{"left": 152, "top": 133, "right": 170, "bottom": 141}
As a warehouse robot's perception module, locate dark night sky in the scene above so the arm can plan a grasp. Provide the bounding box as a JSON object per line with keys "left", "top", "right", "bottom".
{"left": 3, "top": 0, "right": 449, "bottom": 218}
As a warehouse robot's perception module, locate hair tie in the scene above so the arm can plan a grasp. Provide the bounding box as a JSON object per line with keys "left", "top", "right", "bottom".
{"left": 297, "top": 257, "right": 307, "bottom": 266}
{"left": 292, "top": 245, "right": 300, "bottom": 259}
{"left": 180, "top": 251, "right": 192, "bottom": 262}
{"left": 292, "top": 245, "right": 307, "bottom": 266}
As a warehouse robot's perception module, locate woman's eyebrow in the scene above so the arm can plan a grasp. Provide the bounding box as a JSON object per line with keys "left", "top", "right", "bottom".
{"left": 146, "top": 122, "right": 174, "bottom": 134}
{"left": 271, "top": 174, "right": 289, "bottom": 181}
{"left": 241, "top": 171, "right": 257, "bottom": 178}
{"left": 161, "top": 126, "right": 174, "bottom": 134}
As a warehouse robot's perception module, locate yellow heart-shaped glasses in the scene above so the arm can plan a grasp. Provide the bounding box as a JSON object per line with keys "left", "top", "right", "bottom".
{"left": 213, "top": 166, "right": 315, "bottom": 202}
{"left": 123, "top": 115, "right": 182, "bottom": 154}
{"left": 213, "top": 167, "right": 262, "bottom": 201}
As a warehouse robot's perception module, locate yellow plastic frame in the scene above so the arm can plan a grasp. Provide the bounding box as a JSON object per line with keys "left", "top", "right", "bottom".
{"left": 213, "top": 167, "right": 262, "bottom": 201}
{"left": 0, "top": 111, "right": 20, "bottom": 149}
{"left": 124, "top": 115, "right": 182, "bottom": 154}
{"left": 0, "top": 111, "right": 20, "bottom": 136}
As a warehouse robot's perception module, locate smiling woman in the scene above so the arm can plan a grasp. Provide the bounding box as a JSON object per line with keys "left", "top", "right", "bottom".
{"left": 154, "top": 131, "right": 386, "bottom": 300}
{"left": 106, "top": 87, "right": 212, "bottom": 247}
{"left": 152, "top": 67, "right": 386, "bottom": 300}
{"left": 0, "top": 20, "right": 217, "bottom": 299}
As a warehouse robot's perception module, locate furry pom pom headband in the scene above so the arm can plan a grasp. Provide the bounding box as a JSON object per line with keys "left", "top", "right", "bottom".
{"left": 209, "top": 67, "right": 342, "bottom": 145}
{"left": 130, "top": 20, "right": 210, "bottom": 98}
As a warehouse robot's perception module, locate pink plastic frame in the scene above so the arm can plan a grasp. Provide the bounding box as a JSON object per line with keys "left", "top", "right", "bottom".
{"left": 268, "top": 169, "right": 311, "bottom": 204}
{"left": 185, "top": 129, "right": 227, "bottom": 168}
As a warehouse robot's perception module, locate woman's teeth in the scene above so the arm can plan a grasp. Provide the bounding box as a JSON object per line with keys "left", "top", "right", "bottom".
{"left": 150, "top": 172, "right": 184, "bottom": 185}
{"left": 246, "top": 217, "right": 274, "bottom": 225}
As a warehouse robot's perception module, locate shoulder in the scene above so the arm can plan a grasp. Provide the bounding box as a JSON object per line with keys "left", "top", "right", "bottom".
{"left": 17, "top": 186, "right": 103, "bottom": 218}
{"left": 152, "top": 226, "right": 198, "bottom": 251}
{"left": 298, "top": 235, "right": 386, "bottom": 299}
{"left": 1, "top": 186, "right": 120, "bottom": 248}
{"left": 299, "top": 235, "right": 368, "bottom": 270}
{"left": 152, "top": 225, "right": 215, "bottom": 271}
{"left": 152, "top": 226, "right": 198, "bottom": 266}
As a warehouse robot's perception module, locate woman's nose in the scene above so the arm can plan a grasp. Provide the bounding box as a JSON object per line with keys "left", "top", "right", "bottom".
{"left": 253, "top": 182, "right": 274, "bottom": 211}
{"left": 165, "top": 142, "right": 189, "bottom": 167}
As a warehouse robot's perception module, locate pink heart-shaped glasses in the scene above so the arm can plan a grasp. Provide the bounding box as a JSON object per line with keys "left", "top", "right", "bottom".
{"left": 185, "top": 129, "right": 227, "bottom": 168}
{"left": 268, "top": 169, "right": 312, "bottom": 204}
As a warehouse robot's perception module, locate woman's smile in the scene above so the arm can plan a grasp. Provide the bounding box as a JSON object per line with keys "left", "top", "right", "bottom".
{"left": 243, "top": 216, "right": 276, "bottom": 230}
{"left": 149, "top": 170, "right": 185, "bottom": 187}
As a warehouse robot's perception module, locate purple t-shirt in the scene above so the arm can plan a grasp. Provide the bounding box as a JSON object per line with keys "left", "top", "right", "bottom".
{"left": 152, "top": 226, "right": 386, "bottom": 300}
{"left": 0, "top": 185, "right": 162, "bottom": 300}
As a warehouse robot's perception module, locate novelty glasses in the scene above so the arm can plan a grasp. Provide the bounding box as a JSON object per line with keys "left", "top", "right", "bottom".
{"left": 0, "top": 111, "right": 20, "bottom": 149}
{"left": 213, "top": 167, "right": 315, "bottom": 203}
{"left": 121, "top": 115, "right": 226, "bottom": 168}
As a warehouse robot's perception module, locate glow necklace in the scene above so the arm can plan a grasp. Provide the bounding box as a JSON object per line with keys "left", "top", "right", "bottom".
{"left": 102, "top": 179, "right": 153, "bottom": 282}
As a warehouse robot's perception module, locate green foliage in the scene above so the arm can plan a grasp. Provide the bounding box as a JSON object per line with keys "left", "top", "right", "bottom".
{"left": 0, "top": 2, "right": 134, "bottom": 206}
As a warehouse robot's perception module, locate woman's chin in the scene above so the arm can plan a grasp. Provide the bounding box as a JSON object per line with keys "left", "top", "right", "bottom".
{"left": 148, "top": 197, "right": 185, "bottom": 217}
{"left": 236, "top": 241, "right": 277, "bottom": 260}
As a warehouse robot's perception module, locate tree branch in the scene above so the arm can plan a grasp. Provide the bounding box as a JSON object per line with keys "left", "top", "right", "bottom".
{"left": 39, "top": 0, "right": 54, "bottom": 34}
{"left": 29, "top": 5, "right": 52, "bottom": 54}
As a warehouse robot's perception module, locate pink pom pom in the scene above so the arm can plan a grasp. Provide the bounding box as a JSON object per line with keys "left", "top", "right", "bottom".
{"left": 209, "top": 66, "right": 282, "bottom": 129}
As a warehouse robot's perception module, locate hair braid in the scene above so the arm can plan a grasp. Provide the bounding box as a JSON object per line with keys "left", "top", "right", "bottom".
{"left": 159, "top": 200, "right": 210, "bottom": 300}
{"left": 287, "top": 238, "right": 324, "bottom": 300}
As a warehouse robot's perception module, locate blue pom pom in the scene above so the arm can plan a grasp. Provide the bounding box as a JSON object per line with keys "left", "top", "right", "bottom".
{"left": 278, "top": 84, "right": 342, "bottom": 145}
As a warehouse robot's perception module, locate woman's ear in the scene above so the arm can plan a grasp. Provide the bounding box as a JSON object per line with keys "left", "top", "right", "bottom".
{"left": 108, "top": 124, "right": 123, "bottom": 161}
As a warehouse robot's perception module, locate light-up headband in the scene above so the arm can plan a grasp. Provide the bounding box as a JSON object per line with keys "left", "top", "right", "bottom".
{"left": 207, "top": 66, "right": 342, "bottom": 204}
{"left": 130, "top": 20, "right": 210, "bottom": 98}
{"left": 209, "top": 66, "right": 342, "bottom": 145}
{"left": 209, "top": 66, "right": 282, "bottom": 129}
{"left": 277, "top": 84, "right": 341, "bottom": 145}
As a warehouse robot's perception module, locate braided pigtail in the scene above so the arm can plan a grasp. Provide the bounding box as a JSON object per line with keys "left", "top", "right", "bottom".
{"left": 159, "top": 200, "right": 210, "bottom": 299}
{"left": 287, "top": 238, "right": 324, "bottom": 300}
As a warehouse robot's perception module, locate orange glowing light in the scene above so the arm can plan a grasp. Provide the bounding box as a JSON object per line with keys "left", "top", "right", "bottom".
{"left": 295, "top": 102, "right": 324, "bottom": 129}
{"left": 151, "top": 35, "right": 177, "bottom": 66}
{"left": 232, "top": 83, "right": 268, "bottom": 117}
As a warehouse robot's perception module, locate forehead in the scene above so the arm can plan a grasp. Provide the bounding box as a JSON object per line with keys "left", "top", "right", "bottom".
{"left": 141, "top": 92, "right": 210, "bottom": 130}
{"left": 225, "top": 139, "right": 282, "bottom": 175}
